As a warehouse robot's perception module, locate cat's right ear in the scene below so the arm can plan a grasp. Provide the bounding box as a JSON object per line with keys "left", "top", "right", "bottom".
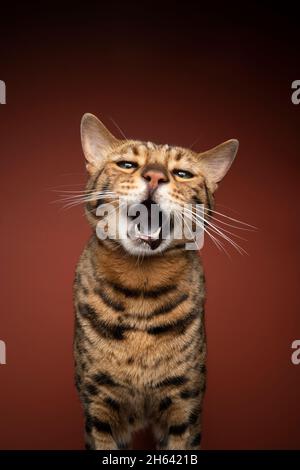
{"left": 81, "top": 113, "right": 118, "bottom": 174}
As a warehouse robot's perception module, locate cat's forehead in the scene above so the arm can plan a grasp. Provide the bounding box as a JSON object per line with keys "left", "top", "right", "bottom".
{"left": 113, "top": 140, "right": 197, "bottom": 165}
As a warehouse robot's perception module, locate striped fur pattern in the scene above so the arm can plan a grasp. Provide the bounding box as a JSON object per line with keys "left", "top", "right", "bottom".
{"left": 74, "top": 114, "right": 238, "bottom": 450}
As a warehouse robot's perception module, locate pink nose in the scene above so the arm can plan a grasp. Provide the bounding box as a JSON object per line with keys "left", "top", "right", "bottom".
{"left": 142, "top": 170, "right": 168, "bottom": 190}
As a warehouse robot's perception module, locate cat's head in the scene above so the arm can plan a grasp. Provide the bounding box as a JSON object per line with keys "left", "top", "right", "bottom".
{"left": 81, "top": 113, "right": 238, "bottom": 256}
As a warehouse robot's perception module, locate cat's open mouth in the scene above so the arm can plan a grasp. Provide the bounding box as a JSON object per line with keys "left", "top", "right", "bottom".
{"left": 127, "top": 199, "right": 173, "bottom": 250}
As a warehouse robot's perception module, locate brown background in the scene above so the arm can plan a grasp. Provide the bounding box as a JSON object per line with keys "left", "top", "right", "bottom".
{"left": 0, "top": 3, "right": 299, "bottom": 449}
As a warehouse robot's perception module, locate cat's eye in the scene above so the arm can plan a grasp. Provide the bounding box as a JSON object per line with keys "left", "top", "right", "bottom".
{"left": 173, "top": 169, "right": 194, "bottom": 179}
{"left": 116, "top": 161, "right": 138, "bottom": 170}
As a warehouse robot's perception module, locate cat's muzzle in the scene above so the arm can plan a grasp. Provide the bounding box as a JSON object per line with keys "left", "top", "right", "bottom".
{"left": 127, "top": 198, "right": 173, "bottom": 250}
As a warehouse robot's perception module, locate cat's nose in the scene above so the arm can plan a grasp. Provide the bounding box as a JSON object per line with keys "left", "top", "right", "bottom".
{"left": 142, "top": 168, "right": 169, "bottom": 190}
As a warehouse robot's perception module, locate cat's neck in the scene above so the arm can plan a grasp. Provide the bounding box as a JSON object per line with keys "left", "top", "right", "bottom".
{"left": 91, "top": 235, "right": 193, "bottom": 290}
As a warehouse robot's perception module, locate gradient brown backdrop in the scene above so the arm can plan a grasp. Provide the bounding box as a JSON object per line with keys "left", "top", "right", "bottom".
{"left": 0, "top": 3, "right": 299, "bottom": 449}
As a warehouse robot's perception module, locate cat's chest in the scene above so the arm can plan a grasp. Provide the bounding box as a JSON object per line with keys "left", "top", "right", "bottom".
{"left": 91, "top": 327, "right": 201, "bottom": 389}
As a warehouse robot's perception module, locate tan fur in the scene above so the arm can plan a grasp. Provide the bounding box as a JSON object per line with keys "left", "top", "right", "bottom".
{"left": 74, "top": 114, "right": 238, "bottom": 450}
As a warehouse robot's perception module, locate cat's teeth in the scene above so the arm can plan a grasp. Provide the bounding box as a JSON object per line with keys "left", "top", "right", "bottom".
{"left": 134, "top": 224, "right": 147, "bottom": 239}
{"left": 151, "top": 226, "right": 161, "bottom": 239}
{"left": 134, "top": 224, "right": 161, "bottom": 240}
{"left": 134, "top": 224, "right": 141, "bottom": 237}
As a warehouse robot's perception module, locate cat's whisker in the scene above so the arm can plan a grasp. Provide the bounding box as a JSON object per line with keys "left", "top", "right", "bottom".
{"left": 203, "top": 228, "right": 230, "bottom": 256}
{"left": 62, "top": 199, "right": 112, "bottom": 210}
{"left": 48, "top": 183, "right": 89, "bottom": 192}
{"left": 179, "top": 210, "right": 230, "bottom": 256}
{"left": 109, "top": 117, "right": 129, "bottom": 142}
{"left": 83, "top": 201, "right": 127, "bottom": 223}
{"left": 58, "top": 197, "right": 114, "bottom": 207}
{"left": 215, "top": 203, "right": 245, "bottom": 215}
{"left": 177, "top": 206, "right": 245, "bottom": 255}
{"left": 135, "top": 251, "right": 142, "bottom": 267}
{"left": 61, "top": 195, "right": 118, "bottom": 211}
{"left": 197, "top": 214, "right": 248, "bottom": 255}
{"left": 58, "top": 194, "right": 116, "bottom": 206}
{"left": 206, "top": 208, "right": 257, "bottom": 229}
{"left": 58, "top": 191, "right": 117, "bottom": 202}
{"left": 51, "top": 188, "right": 89, "bottom": 193}
{"left": 188, "top": 136, "right": 202, "bottom": 150}
{"left": 207, "top": 215, "right": 255, "bottom": 232}
{"left": 206, "top": 224, "right": 247, "bottom": 255}
{"left": 52, "top": 190, "right": 117, "bottom": 207}
{"left": 186, "top": 213, "right": 228, "bottom": 255}
{"left": 182, "top": 213, "right": 200, "bottom": 251}
{"left": 174, "top": 210, "right": 202, "bottom": 251}
{"left": 53, "top": 188, "right": 116, "bottom": 195}
{"left": 53, "top": 189, "right": 116, "bottom": 195}
{"left": 182, "top": 207, "right": 247, "bottom": 241}
{"left": 56, "top": 190, "right": 116, "bottom": 201}
{"left": 208, "top": 221, "right": 247, "bottom": 241}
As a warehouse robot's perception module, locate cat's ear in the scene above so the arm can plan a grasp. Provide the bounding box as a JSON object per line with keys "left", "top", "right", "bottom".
{"left": 81, "top": 113, "right": 118, "bottom": 174}
{"left": 198, "top": 139, "right": 239, "bottom": 188}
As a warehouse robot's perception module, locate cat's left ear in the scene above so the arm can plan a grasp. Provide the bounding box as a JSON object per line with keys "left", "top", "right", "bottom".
{"left": 81, "top": 113, "right": 118, "bottom": 174}
{"left": 198, "top": 139, "right": 239, "bottom": 187}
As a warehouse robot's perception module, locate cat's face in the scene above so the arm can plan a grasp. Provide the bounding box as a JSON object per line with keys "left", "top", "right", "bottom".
{"left": 81, "top": 113, "right": 238, "bottom": 256}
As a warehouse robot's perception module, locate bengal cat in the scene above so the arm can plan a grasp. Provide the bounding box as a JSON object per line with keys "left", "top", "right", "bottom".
{"left": 73, "top": 113, "right": 238, "bottom": 450}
